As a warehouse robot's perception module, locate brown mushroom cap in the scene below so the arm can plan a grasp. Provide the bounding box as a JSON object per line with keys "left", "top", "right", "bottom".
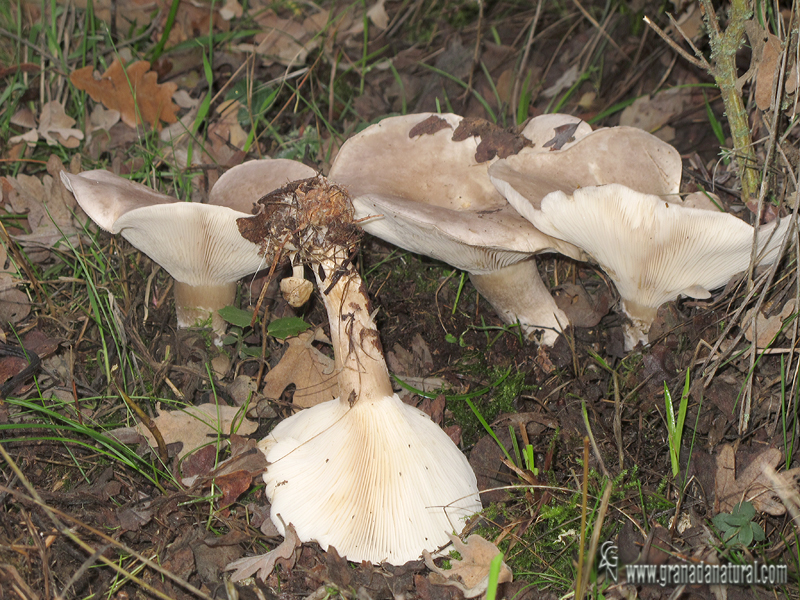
{"left": 331, "top": 113, "right": 586, "bottom": 269}
{"left": 209, "top": 158, "right": 317, "bottom": 213}
{"left": 488, "top": 125, "right": 683, "bottom": 216}
{"left": 329, "top": 112, "right": 589, "bottom": 345}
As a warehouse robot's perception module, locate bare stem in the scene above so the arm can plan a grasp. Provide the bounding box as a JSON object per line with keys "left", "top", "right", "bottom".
{"left": 312, "top": 246, "right": 393, "bottom": 405}
{"left": 646, "top": 0, "right": 759, "bottom": 205}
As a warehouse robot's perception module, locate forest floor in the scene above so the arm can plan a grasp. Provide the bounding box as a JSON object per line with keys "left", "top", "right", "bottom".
{"left": 1, "top": 1, "right": 799, "bottom": 599}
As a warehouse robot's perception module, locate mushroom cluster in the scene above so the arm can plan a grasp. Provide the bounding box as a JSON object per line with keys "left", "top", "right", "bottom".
{"left": 236, "top": 176, "right": 481, "bottom": 565}
{"left": 330, "top": 112, "right": 793, "bottom": 349}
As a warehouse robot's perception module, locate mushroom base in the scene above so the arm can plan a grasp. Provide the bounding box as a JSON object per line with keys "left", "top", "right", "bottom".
{"left": 470, "top": 259, "right": 569, "bottom": 347}
{"left": 621, "top": 300, "right": 659, "bottom": 351}
{"left": 174, "top": 281, "right": 238, "bottom": 336}
{"left": 259, "top": 393, "right": 482, "bottom": 565}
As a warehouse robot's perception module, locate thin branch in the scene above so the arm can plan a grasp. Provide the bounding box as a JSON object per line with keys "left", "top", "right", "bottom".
{"left": 643, "top": 16, "right": 711, "bottom": 71}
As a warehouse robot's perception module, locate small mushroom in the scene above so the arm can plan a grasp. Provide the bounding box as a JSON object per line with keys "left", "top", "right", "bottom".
{"left": 329, "top": 112, "right": 590, "bottom": 346}
{"left": 237, "top": 177, "right": 482, "bottom": 565}
{"left": 510, "top": 184, "right": 792, "bottom": 348}
{"left": 61, "top": 160, "right": 315, "bottom": 335}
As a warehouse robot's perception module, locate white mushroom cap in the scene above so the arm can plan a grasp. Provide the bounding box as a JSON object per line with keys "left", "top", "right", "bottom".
{"left": 519, "top": 184, "right": 792, "bottom": 348}
{"left": 61, "top": 170, "right": 267, "bottom": 334}
{"left": 329, "top": 112, "right": 588, "bottom": 345}
{"left": 261, "top": 392, "right": 481, "bottom": 565}
{"left": 209, "top": 158, "right": 317, "bottom": 213}
{"left": 488, "top": 124, "right": 683, "bottom": 214}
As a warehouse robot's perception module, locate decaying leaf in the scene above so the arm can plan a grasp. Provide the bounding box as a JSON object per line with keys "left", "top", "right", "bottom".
{"left": 262, "top": 328, "right": 338, "bottom": 408}
{"left": 70, "top": 59, "right": 179, "bottom": 129}
{"left": 226, "top": 523, "right": 302, "bottom": 581}
{"left": 619, "top": 88, "right": 691, "bottom": 142}
{"left": 0, "top": 244, "right": 30, "bottom": 326}
{"left": 110, "top": 402, "right": 257, "bottom": 459}
{"left": 715, "top": 444, "right": 800, "bottom": 515}
{"left": 741, "top": 20, "right": 782, "bottom": 111}
{"left": 742, "top": 299, "right": 796, "bottom": 347}
{"left": 9, "top": 101, "right": 84, "bottom": 148}
{"left": 205, "top": 99, "right": 248, "bottom": 167}
{"left": 2, "top": 155, "right": 81, "bottom": 252}
{"left": 367, "top": 0, "right": 389, "bottom": 29}
{"left": 423, "top": 533, "right": 513, "bottom": 598}
{"left": 239, "top": 10, "right": 317, "bottom": 67}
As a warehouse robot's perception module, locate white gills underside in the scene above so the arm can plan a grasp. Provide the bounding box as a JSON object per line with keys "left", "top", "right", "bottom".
{"left": 261, "top": 393, "right": 482, "bottom": 565}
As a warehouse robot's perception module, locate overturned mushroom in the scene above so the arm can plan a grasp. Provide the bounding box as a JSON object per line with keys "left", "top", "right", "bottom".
{"left": 510, "top": 184, "right": 792, "bottom": 348}
{"left": 61, "top": 160, "right": 315, "bottom": 335}
{"left": 235, "top": 176, "right": 482, "bottom": 565}
{"left": 329, "top": 112, "right": 590, "bottom": 346}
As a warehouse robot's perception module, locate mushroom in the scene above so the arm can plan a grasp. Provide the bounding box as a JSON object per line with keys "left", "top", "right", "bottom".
{"left": 236, "top": 176, "right": 482, "bottom": 565}
{"left": 61, "top": 160, "right": 316, "bottom": 335}
{"left": 329, "top": 112, "right": 591, "bottom": 346}
{"left": 507, "top": 183, "right": 792, "bottom": 348}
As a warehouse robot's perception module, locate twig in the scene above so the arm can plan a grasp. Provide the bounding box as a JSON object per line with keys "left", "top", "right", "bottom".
{"left": 642, "top": 16, "right": 709, "bottom": 71}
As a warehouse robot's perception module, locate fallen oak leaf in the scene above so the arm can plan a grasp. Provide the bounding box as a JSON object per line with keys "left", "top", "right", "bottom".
{"left": 423, "top": 533, "right": 513, "bottom": 598}
{"left": 262, "top": 327, "right": 338, "bottom": 408}
{"left": 70, "top": 59, "right": 179, "bottom": 129}
{"left": 109, "top": 402, "right": 257, "bottom": 459}
{"left": 226, "top": 523, "right": 301, "bottom": 581}
{"left": 715, "top": 444, "right": 800, "bottom": 515}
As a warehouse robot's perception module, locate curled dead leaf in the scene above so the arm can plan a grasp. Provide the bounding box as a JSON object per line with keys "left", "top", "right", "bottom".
{"left": 423, "top": 533, "right": 512, "bottom": 598}
{"left": 715, "top": 444, "right": 800, "bottom": 515}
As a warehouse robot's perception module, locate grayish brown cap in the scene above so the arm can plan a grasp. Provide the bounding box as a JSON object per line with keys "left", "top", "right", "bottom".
{"left": 61, "top": 170, "right": 267, "bottom": 334}
{"left": 521, "top": 184, "right": 792, "bottom": 348}
{"left": 209, "top": 158, "right": 317, "bottom": 213}
{"left": 329, "top": 112, "right": 588, "bottom": 345}
{"left": 489, "top": 125, "right": 683, "bottom": 215}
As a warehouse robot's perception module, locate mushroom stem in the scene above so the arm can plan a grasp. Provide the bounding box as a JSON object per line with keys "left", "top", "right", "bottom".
{"left": 312, "top": 246, "right": 394, "bottom": 403}
{"left": 469, "top": 259, "right": 568, "bottom": 346}
{"left": 620, "top": 299, "right": 659, "bottom": 350}
{"left": 173, "top": 281, "right": 237, "bottom": 335}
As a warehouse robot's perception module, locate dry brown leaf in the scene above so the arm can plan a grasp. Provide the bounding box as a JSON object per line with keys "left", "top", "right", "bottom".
{"left": 715, "top": 444, "right": 800, "bottom": 515}
{"left": 423, "top": 534, "right": 513, "bottom": 598}
{"left": 262, "top": 328, "right": 338, "bottom": 408}
{"left": 3, "top": 156, "right": 81, "bottom": 252}
{"left": 742, "top": 299, "right": 795, "bottom": 347}
{"left": 70, "top": 59, "right": 179, "bottom": 129}
{"left": 111, "top": 403, "right": 257, "bottom": 459}
{"left": 69, "top": 0, "right": 157, "bottom": 27}
{"left": 205, "top": 100, "right": 248, "bottom": 167}
{"left": 219, "top": 0, "right": 243, "bottom": 20}
{"left": 755, "top": 31, "right": 782, "bottom": 111}
{"left": 39, "top": 101, "right": 84, "bottom": 147}
{"left": 9, "top": 101, "right": 84, "bottom": 148}
{"left": 367, "top": 0, "right": 389, "bottom": 29}
{"left": 619, "top": 88, "right": 691, "bottom": 141}
{"left": 243, "top": 10, "right": 317, "bottom": 67}
{"left": 226, "top": 523, "right": 301, "bottom": 581}
{"left": 0, "top": 245, "right": 30, "bottom": 326}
